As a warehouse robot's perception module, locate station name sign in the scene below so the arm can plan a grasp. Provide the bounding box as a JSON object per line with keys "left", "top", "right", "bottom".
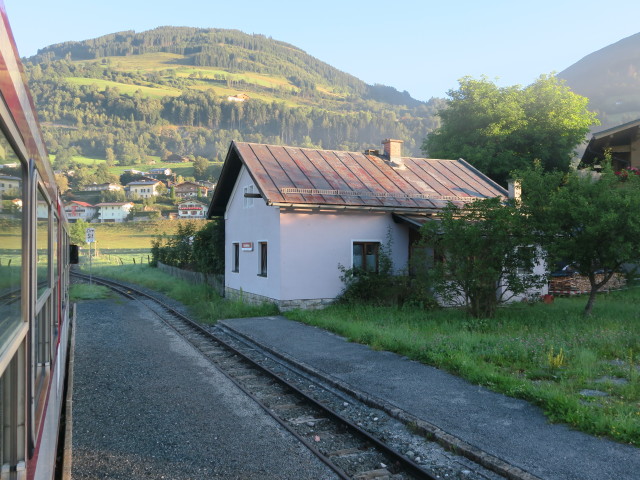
{"left": 241, "top": 242, "right": 253, "bottom": 251}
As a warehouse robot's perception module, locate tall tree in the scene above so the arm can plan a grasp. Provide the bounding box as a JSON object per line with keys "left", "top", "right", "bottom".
{"left": 519, "top": 161, "right": 640, "bottom": 316}
{"left": 420, "top": 197, "right": 545, "bottom": 318}
{"left": 192, "top": 156, "right": 210, "bottom": 180}
{"left": 423, "top": 75, "right": 598, "bottom": 184}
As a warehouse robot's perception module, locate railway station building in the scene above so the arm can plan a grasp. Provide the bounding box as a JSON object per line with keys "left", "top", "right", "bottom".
{"left": 208, "top": 140, "right": 513, "bottom": 310}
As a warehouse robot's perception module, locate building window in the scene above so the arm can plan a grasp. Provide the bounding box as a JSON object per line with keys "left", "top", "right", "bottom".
{"left": 232, "top": 243, "right": 239, "bottom": 273}
{"left": 243, "top": 185, "right": 255, "bottom": 208}
{"left": 259, "top": 242, "right": 268, "bottom": 277}
{"left": 353, "top": 242, "right": 379, "bottom": 273}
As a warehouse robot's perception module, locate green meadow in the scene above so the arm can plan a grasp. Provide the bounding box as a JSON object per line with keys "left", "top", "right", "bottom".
{"left": 65, "top": 77, "right": 182, "bottom": 98}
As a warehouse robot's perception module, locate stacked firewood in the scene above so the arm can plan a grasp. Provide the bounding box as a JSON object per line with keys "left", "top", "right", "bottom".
{"left": 549, "top": 272, "right": 626, "bottom": 295}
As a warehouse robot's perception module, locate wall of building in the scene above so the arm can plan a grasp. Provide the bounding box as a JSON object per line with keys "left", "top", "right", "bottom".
{"left": 631, "top": 135, "right": 640, "bottom": 168}
{"left": 100, "top": 205, "right": 130, "bottom": 222}
{"left": 224, "top": 166, "right": 282, "bottom": 300}
{"left": 278, "top": 210, "right": 409, "bottom": 301}
{"left": 223, "top": 169, "right": 413, "bottom": 305}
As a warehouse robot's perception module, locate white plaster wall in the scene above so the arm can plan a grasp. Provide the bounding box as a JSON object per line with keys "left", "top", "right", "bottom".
{"left": 224, "top": 167, "right": 281, "bottom": 299}
{"left": 499, "top": 251, "right": 549, "bottom": 302}
{"left": 100, "top": 205, "right": 131, "bottom": 222}
{"left": 278, "top": 210, "right": 409, "bottom": 301}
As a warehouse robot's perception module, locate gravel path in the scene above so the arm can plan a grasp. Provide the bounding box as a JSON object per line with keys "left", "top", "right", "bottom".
{"left": 71, "top": 298, "right": 338, "bottom": 480}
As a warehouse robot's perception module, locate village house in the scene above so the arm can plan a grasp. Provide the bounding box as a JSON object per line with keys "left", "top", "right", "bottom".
{"left": 0, "top": 174, "right": 21, "bottom": 194}
{"left": 94, "top": 202, "right": 134, "bottom": 223}
{"left": 178, "top": 200, "right": 208, "bottom": 219}
{"left": 207, "top": 139, "right": 511, "bottom": 310}
{"left": 126, "top": 179, "right": 163, "bottom": 199}
{"left": 164, "top": 154, "right": 190, "bottom": 163}
{"left": 580, "top": 118, "right": 640, "bottom": 171}
{"left": 81, "top": 182, "right": 122, "bottom": 192}
{"left": 174, "top": 181, "right": 208, "bottom": 198}
{"left": 148, "top": 167, "right": 172, "bottom": 176}
{"left": 64, "top": 201, "right": 97, "bottom": 223}
{"left": 227, "top": 93, "right": 250, "bottom": 102}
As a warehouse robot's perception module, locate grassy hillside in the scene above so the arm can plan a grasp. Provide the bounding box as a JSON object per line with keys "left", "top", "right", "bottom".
{"left": 26, "top": 26, "right": 442, "bottom": 173}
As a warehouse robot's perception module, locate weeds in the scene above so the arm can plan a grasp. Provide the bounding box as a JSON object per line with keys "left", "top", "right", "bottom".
{"left": 70, "top": 283, "right": 111, "bottom": 300}
{"left": 547, "top": 347, "right": 566, "bottom": 370}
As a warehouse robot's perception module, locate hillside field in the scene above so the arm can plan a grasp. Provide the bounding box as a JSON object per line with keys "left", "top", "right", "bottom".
{"left": 52, "top": 154, "right": 222, "bottom": 180}
{"left": 81, "top": 219, "right": 203, "bottom": 260}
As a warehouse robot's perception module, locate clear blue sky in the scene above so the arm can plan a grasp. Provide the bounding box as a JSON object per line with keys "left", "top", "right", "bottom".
{"left": 5, "top": 0, "right": 640, "bottom": 101}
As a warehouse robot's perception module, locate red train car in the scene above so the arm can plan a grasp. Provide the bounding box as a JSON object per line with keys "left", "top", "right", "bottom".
{"left": 0, "top": 3, "right": 72, "bottom": 479}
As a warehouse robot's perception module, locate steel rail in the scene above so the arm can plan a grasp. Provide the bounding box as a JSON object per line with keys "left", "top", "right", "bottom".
{"left": 72, "top": 271, "right": 440, "bottom": 480}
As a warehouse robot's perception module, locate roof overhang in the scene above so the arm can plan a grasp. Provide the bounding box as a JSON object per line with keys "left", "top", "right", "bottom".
{"left": 581, "top": 118, "right": 640, "bottom": 166}
{"left": 207, "top": 141, "right": 266, "bottom": 217}
{"left": 392, "top": 213, "right": 436, "bottom": 231}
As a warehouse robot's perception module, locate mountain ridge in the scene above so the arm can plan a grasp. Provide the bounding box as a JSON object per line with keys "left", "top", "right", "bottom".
{"left": 28, "top": 26, "right": 426, "bottom": 109}
{"left": 558, "top": 31, "right": 640, "bottom": 130}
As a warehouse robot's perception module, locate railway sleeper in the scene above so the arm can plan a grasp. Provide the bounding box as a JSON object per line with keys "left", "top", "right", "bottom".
{"left": 353, "top": 468, "right": 395, "bottom": 479}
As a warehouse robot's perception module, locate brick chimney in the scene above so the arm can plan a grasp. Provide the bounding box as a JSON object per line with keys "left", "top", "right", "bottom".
{"left": 382, "top": 139, "right": 403, "bottom": 166}
{"left": 507, "top": 178, "right": 522, "bottom": 206}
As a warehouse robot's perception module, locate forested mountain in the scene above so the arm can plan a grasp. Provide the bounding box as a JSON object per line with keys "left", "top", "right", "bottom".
{"left": 25, "top": 26, "right": 443, "bottom": 172}
{"left": 558, "top": 32, "right": 640, "bottom": 130}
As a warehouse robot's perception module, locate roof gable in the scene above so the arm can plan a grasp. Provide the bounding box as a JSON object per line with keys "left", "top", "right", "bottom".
{"left": 581, "top": 118, "right": 640, "bottom": 166}
{"left": 208, "top": 141, "right": 507, "bottom": 216}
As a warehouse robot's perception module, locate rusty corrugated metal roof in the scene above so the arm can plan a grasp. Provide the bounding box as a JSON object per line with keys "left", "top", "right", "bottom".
{"left": 208, "top": 141, "right": 507, "bottom": 216}
{"left": 234, "top": 142, "right": 506, "bottom": 209}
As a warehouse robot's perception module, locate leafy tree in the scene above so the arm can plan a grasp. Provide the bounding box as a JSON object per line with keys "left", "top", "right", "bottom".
{"left": 55, "top": 173, "right": 70, "bottom": 193}
{"left": 119, "top": 171, "right": 143, "bottom": 186}
{"left": 69, "top": 219, "right": 90, "bottom": 246}
{"left": 420, "top": 197, "right": 545, "bottom": 318}
{"left": 192, "top": 156, "right": 210, "bottom": 179}
{"left": 94, "top": 163, "right": 118, "bottom": 184}
{"left": 155, "top": 182, "right": 167, "bottom": 196}
{"left": 519, "top": 161, "right": 640, "bottom": 316}
{"left": 423, "top": 75, "right": 598, "bottom": 184}
{"left": 100, "top": 189, "right": 126, "bottom": 203}
{"left": 105, "top": 147, "right": 116, "bottom": 166}
{"left": 192, "top": 219, "right": 225, "bottom": 274}
{"left": 53, "top": 148, "right": 77, "bottom": 171}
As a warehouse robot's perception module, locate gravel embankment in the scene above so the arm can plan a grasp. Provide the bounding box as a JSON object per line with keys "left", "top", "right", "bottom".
{"left": 70, "top": 298, "right": 338, "bottom": 480}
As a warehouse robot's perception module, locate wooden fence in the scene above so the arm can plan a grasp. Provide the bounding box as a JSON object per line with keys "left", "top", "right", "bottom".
{"left": 157, "top": 262, "right": 224, "bottom": 296}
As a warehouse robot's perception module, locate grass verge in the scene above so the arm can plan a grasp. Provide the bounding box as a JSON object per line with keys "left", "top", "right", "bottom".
{"left": 286, "top": 289, "right": 640, "bottom": 446}
{"left": 79, "top": 260, "right": 278, "bottom": 322}
{"left": 70, "top": 283, "right": 111, "bottom": 300}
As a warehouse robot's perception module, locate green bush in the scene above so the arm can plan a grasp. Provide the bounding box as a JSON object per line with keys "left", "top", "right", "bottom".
{"left": 151, "top": 219, "right": 224, "bottom": 274}
{"left": 337, "top": 244, "right": 436, "bottom": 308}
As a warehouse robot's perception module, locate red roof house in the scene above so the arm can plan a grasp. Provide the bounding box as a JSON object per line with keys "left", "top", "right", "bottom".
{"left": 208, "top": 139, "right": 507, "bottom": 310}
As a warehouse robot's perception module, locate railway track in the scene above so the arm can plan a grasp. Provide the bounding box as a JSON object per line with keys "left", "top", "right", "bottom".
{"left": 72, "top": 272, "right": 506, "bottom": 480}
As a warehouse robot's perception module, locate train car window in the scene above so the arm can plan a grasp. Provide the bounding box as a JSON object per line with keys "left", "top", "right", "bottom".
{"left": 53, "top": 215, "right": 58, "bottom": 281}
{"left": 36, "top": 188, "right": 50, "bottom": 298}
{"left": 0, "top": 130, "right": 24, "bottom": 356}
{"left": 0, "top": 344, "right": 26, "bottom": 473}
{"left": 52, "top": 215, "right": 59, "bottom": 350}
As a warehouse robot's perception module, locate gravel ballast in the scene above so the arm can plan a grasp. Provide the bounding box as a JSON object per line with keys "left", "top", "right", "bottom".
{"left": 70, "top": 299, "right": 338, "bottom": 480}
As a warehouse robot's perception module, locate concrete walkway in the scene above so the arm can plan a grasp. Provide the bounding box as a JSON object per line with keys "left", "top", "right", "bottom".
{"left": 220, "top": 315, "right": 640, "bottom": 480}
